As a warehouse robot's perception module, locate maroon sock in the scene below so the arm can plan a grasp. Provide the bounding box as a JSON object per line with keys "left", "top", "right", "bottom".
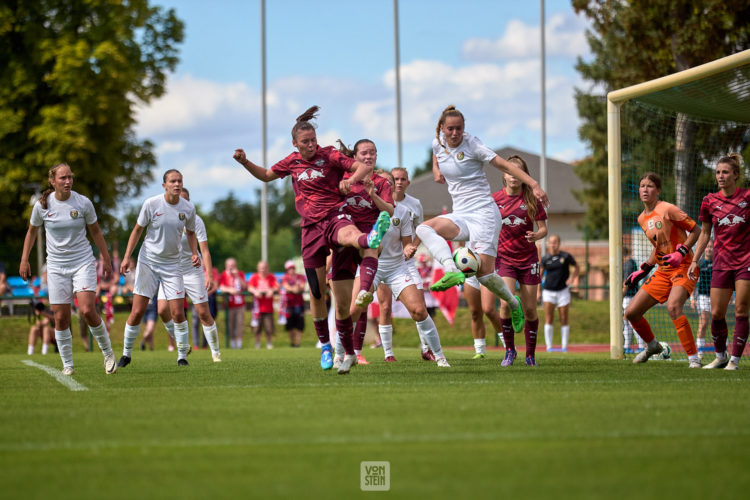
{"left": 353, "top": 312, "right": 367, "bottom": 351}
{"left": 357, "top": 234, "right": 369, "bottom": 249}
{"left": 359, "top": 257, "right": 378, "bottom": 293}
{"left": 711, "top": 318, "right": 728, "bottom": 353}
{"left": 730, "top": 316, "right": 749, "bottom": 358}
{"left": 313, "top": 318, "right": 330, "bottom": 345}
{"left": 336, "top": 317, "right": 355, "bottom": 355}
{"left": 501, "top": 317, "right": 515, "bottom": 350}
{"left": 525, "top": 318, "right": 539, "bottom": 356}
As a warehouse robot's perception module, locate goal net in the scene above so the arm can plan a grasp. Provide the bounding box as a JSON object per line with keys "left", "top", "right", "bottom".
{"left": 608, "top": 50, "right": 750, "bottom": 360}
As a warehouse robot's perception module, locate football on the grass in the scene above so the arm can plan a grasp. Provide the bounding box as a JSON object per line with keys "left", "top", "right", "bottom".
{"left": 452, "top": 247, "right": 479, "bottom": 277}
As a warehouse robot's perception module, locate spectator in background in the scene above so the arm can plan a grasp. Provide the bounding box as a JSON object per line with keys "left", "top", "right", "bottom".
{"left": 192, "top": 265, "right": 220, "bottom": 349}
{"left": 248, "top": 260, "right": 279, "bottom": 349}
{"left": 622, "top": 245, "right": 642, "bottom": 354}
{"left": 0, "top": 270, "right": 10, "bottom": 315}
{"left": 281, "top": 260, "right": 306, "bottom": 347}
{"left": 28, "top": 301, "right": 53, "bottom": 355}
{"left": 219, "top": 258, "right": 246, "bottom": 349}
{"left": 691, "top": 240, "right": 713, "bottom": 359}
{"left": 540, "top": 234, "right": 580, "bottom": 352}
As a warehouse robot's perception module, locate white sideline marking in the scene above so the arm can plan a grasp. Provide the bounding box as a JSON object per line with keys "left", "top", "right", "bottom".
{"left": 21, "top": 360, "right": 88, "bottom": 392}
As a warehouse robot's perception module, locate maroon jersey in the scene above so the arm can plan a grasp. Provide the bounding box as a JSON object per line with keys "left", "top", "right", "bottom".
{"left": 338, "top": 172, "right": 393, "bottom": 227}
{"left": 699, "top": 188, "right": 750, "bottom": 270}
{"left": 271, "top": 146, "right": 356, "bottom": 227}
{"left": 494, "top": 189, "right": 547, "bottom": 267}
{"left": 281, "top": 273, "right": 306, "bottom": 308}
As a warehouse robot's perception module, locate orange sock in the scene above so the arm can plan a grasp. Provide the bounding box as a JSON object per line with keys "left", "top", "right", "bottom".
{"left": 672, "top": 315, "right": 697, "bottom": 356}
{"left": 630, "top": 317, "right": 655, "bottom": 343}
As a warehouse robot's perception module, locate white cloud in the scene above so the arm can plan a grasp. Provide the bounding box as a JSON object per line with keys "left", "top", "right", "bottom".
{"left": 461, "top": 12, "right": 589, "bottom": 60}
{"left": 156, "top": 141, "right": 185, "bottom": 155}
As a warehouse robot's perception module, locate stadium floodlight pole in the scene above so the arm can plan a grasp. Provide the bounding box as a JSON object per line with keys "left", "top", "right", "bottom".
{"left": 606, "top": 48, "right": 750, "bottom": 360}
{"left": 393, "top": 0, "right": 403, "bottom": 167}
{"left": 260, "top": 0, "right": 268, "bottom": 263}
{"left": 539, "top": 0, "right": 547, "bottom": 255}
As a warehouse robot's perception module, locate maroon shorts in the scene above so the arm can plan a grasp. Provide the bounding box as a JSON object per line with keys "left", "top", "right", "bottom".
{"left": 301, "top": 212, "right": 357, "bottom": 269}
{"left": 711, "top": 268, "right": 750, "bottom": 290}
{"left": 330, "top": 247, "right": 360, "bottom": 281}
{"left": 496, "top": 259, "right": 541, "bottom": 286}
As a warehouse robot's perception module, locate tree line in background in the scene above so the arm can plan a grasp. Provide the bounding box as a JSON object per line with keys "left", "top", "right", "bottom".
{"left": 573, "top": 0, "right": 750, "bottom": 238}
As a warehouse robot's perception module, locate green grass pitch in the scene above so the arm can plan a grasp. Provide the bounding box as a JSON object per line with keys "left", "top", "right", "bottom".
{"left": 1, "top": 345, "right": 749, "bottom": 499}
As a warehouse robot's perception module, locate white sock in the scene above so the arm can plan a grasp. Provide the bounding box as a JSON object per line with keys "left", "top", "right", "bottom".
{"left": 417, "top": 330, "right": 428, "bottom": 351}
{"left": 716, "top": 351, "right": 728, "bottom": 360}
{"left": 544, "top": 324, "right": 554, "bottom": 349}
{"left": 27, "top": 345, "right": 34, "bottom": 355}
{"left": 497, "top": 332, "right": 506, "bottom": 348}
{"left": 55, "top": 328, "right": 73, "bottom": 368}
{"left": 477, "top": 273, "right": 518, "bottom": 307}
{"left": 730, "top": 355, "right": 741, "bottom": 364}
{"left": 123, "top": 323, "right": 140, "bottom": 357}
{"left": 334, "top": 331, "right": 344, "bottom": 358}
{"left": 42, "top": 343, "right": 49, "bottom": 355}
{"left": 174, "top": 320, "right": 189, "bottom": 359}
{"left": 202, "top": 322, "right": 220, "bottom": 354}
{"left": 688, "top": 354, "right": 700, "bottom": 363}
{"left": 696, "top": 337, "right": 705, "bottom": 349}
{"left": 379, "top": 324, "right": 394, "bottom": 357}
{"left": 623, "top": 325, "right": 633, "bottom": 348}
{"left": 474, "top": 338, "right": 486, "bottom": 355}
{"left": 89, "top": 319, "right": 113, "bottom": 356}
{"left": 354, "top": 349, "right": 362, "bottom": 356}
{"left": 164, "top": 319, "right": 175, "bottom": 340}
{"left": 416, "top": 224, "right": 458, "bottom": 272}
{"left": 561, "top": 325, "right": 570, "bottom": 349}
{"left": 416, "top": 316, "right": 443, "bottom": 359}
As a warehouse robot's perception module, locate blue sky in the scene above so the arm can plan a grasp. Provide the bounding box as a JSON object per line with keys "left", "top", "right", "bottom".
{"left": 133, "top": 0, "right": 591, "bottom": 212}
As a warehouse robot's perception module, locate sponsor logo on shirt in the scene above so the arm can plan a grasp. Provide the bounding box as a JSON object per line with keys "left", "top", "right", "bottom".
{"left": 154, "top": 212, "right": 164, "bottom": 217}
{"left": 502, "top": 215, "right": 526, "bottom": 226}
{"left": 179, "top": 213, "right": 186, "bottom": 221}
{"left": 70, "top": 210, "right": 79, "bottom": 219}
{"left": 345, "top": 196, "right": 373, "bottom": 209}
{"left": 718, "top": 214, "right": 746, "bottom": 226}
{"left": 46, "top": 212, "right": 57, "bottom": 218}
{"left": 456, "top": 152, "right": 465, "bottom": 161}
{"left": 297, "top": 169, "right": 324, "bottom": 182}
{"left": 337, "top": 214, "right": 352, "bottom": 221}
{"left": 714, "top": 204, "right": 723, "bottom": 211}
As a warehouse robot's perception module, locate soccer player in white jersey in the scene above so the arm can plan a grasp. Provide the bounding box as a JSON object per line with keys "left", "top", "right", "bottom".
{"left": 19, "top": 163, "right": 117, "bottom": 375}
{"left": 156, "top": 188, "right": 221, "bottom": 362}
{"left": 117, "top": 169, "right": 200, "bottom": 367}
{"left": 411, "top": 105, "right": 549, "bottom": 335}
{"left": 386, "top": 167, "right": 434, "bottom": 360}
{"left": 365, "top": 172, "right": 450, "bottom": 367}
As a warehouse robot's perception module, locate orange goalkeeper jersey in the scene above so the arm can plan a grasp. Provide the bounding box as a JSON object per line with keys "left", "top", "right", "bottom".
{"left": 637, "top": 200, "right": 696, "bottom": 267}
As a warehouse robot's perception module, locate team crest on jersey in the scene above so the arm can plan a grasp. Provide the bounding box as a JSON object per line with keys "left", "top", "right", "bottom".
{"left": 392, "top": 217, "right": 400, "bottom": 226}
{"left": 520, "top": 203, "right": 527, "bottom": 211}
{"left": 655, "top": 221, "right": 662, "bottom": 230}
{"left": 739, "top": 201, "right": 747, "bottom": 208}
{"left": 179, "top": 213, "right": 186, "bottom": 221}
{"left": 456, "top": 152, "right": 465, "bottom": 161}
{"left": 69, "top": 210, "right": 79, "bottom": 219}
{"left": 315, "top": 159, "right": 325, "bottom": 167}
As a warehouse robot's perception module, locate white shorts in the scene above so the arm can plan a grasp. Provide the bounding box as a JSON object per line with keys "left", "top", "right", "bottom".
{"left": 373, "top": 263, "right": 419, "bottom": 300}
{"left": 405, "top": 259, "right": 424, "bottom": 290}
{"left": 133, "top": 258, "right": 185, "bottom": 301}
{"left": 439, "top": 206, "right": 502, "bottom": 257}
{"left": 158, "top": 265, "right": 208, "bottom": 304}
{"left": 542, "top": 287, "right": 571, "bottom": 308}
{"left": 695, "top": 294, "right": 710, "bottom": 312}
{"left": 464, "top": 275, "right": 481, "bottom": 290}
{"left": 47, "top": 259, "right": 98, "bottom": 305}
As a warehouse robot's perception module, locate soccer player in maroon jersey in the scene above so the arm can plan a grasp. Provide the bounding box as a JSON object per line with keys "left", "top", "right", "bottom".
{"left": 232, "top": 106, "right": 389, "bottom": 374}
{"left": 688, "top": 154, "right": 750, "bottom": 370}
{"left": 491, "top": 155, "right": 547, "bottom": 366}
{"left": 333, "top": 139, "right": 394, "bottom": 366}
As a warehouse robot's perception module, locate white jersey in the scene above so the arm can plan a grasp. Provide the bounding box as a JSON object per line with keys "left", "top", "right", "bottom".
{"left": 136, "top": 194, "right": 196, "bottom": 266}
{"left": 179, "top": 214, "right": 207, "bottom": 272}
{"left": 396, "top": 192, "right": 424, "bottom": 233}
{"left": 30, "top": 190, "right": 97, "bottom": 268}
{"left": 432, "top": 132, "right": 497, "bottom": 213}
{"left": 378, "top": 204, "right": 413, "bottom": 271}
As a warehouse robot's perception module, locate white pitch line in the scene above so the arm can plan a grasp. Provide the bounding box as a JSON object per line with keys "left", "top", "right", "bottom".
{"left": 21, "top": 360, "right": 88, "bottom": 392}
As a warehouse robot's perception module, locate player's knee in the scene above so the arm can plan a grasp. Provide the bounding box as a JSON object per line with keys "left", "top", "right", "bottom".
{"left": 666, "top": 302, "right": 682, "bottom": 319}
{"left": 411, "top": 305, "right": 428, "bottom": 321}
{"left": 305, "top": 268, "right": 322, "bottom": 300}
{"left": 470, "top": 308, "right": 483, "bottom": 322}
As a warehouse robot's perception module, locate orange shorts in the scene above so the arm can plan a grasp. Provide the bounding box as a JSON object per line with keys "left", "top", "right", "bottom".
{"left": 641, "top": 264, "right": 697, "bottom": 304}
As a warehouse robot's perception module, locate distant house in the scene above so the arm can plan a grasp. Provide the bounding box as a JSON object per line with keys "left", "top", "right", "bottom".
{"left": 406, "top": 146, "right": 610, "bottom": 300}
